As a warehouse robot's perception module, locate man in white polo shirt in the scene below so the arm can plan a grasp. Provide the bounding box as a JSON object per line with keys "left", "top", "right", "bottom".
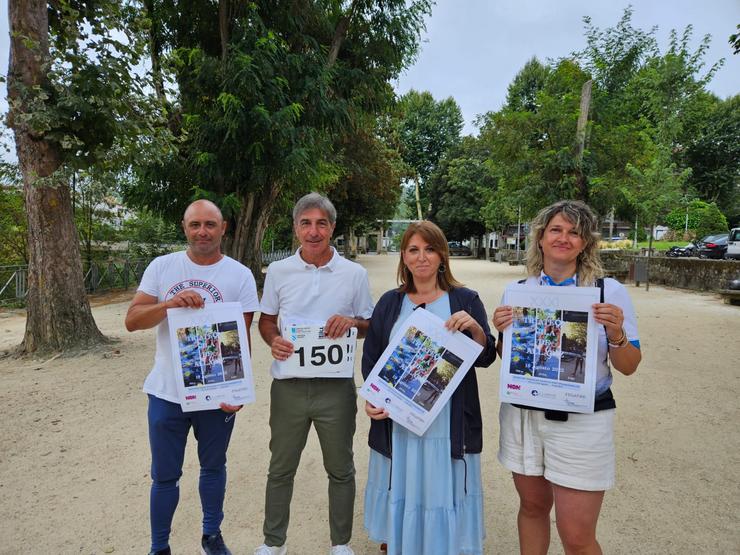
{"left": 253, "top": 193, "right": 373, "bottom": 555}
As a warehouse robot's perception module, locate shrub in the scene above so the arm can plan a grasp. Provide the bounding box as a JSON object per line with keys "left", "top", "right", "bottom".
{"left": 666, "top": 200, "right": 728, "bottom": 239}
{"left": 599, "top": 239, "right": 633, "bottom": 249}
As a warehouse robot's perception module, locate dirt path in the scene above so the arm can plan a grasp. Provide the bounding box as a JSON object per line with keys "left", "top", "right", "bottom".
{"left": 0, "top": 255, "right": 738, "bottom": 554}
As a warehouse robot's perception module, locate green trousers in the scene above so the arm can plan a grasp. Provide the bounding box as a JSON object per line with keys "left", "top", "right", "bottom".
{"left": 263, "top": 377, "right": 357, "bottom": 547}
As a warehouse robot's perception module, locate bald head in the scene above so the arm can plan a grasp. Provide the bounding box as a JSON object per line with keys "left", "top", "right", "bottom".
{"left": 183, "top": 199, "right": 223, "bottom": 223}
{"left": 182, "top": 200, "right": 227, "bottom": 264}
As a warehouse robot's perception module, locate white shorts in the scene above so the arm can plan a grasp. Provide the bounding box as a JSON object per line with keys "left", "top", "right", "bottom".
{"left": 497, "top": 402, "right": 616, "bottom": 491}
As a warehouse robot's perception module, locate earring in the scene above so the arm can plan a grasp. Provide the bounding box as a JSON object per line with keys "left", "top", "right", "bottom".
{"left": 438, "top": 263, "right": 446, "bottom": 273}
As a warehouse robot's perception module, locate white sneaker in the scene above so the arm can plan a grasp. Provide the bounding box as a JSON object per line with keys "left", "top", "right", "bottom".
{"left": 330, "top": 546, "right": 354, "bottom": 555}
{"left": 253, "top": 545, "right": 287, "bottom": 555}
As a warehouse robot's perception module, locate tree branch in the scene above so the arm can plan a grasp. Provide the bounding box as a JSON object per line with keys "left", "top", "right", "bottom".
{"left": 327, "top": 1, "right": 360, "bottom": 68}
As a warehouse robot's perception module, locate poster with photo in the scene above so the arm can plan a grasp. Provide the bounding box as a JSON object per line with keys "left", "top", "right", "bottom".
{"left": 500, "top": 284, "right": 599, "bottom": 413}
{"left": 359, "top": 308, "right": 483, "bottom": 436}
{"left": 167, "top": 302, "right": 255, "bottom": 412}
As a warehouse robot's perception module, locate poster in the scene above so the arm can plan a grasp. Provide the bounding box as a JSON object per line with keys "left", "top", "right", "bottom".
{"left": 500, "top": 284, "right": 599, "bottom": 413}
{"left": 359, "top": 308, "right": 483, "bottom": 436}
{"left": 278, "top": 321, "right": 358, "bottom": 378}
{"left": 167, "top": 302, "right": 255, "bottom": 412}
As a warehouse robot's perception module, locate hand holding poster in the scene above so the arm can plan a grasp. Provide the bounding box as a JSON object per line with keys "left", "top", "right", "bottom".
{"left": 278, "top": 321, "right": 358, "bottom": 378}
{"left": 167, "top": 301, "right": 255, "bottom": 412}
{"left": 499, "top": 284, "right": 599, "bottom": 413}
{"left": 359, "top": 308, "right": 483, "bottom": 436}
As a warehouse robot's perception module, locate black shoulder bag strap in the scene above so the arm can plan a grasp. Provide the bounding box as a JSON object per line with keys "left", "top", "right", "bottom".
{"left": 593, "top": 277, "right": 616, "bottom": 411}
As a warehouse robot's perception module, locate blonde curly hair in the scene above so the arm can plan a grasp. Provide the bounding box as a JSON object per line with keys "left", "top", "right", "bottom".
{"left": 525, "top": 200, "right": 604, "bottom": 286}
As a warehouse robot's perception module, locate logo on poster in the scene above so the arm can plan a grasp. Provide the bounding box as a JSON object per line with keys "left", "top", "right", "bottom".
{"left": 530, "top": 295, "right": 560, "bottom": 309}
{"left": 507, "top": 384, "right": 521, "bottom": 390}
{"left": 185, "top": 394, "right": 196, "bottom": 400}
{"left": 531, "top": 390, "right": 539, "bottom": 396}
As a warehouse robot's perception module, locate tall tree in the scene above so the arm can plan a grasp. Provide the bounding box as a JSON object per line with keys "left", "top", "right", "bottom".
{"left": 329, "top": 125, "right": 408, "bottom": 251}
{"left": 392, "top": 90, "right": 463, "bottom": 218}
{"left": 427, "top": 137, "right": 492, "bottom": 240}
{"left": 7, "top": 0, "right": 102, "bottom": 353}
{"left": 126, "top": 0, "right": 432, "bottom": 283}
{"left": 478, "top": 7, "right": 726, "bottom": 230}
{"left": 624, "top": 147, "right": 690, "bottom": 238}
{"left": 478, "top": 59, "right": 593, "bottom": 216}
{"left": 681, "top": 94, "right": 740, "bottom": 222}
{"left": 505, "top": 57, "right": 551, "bottom": 112}
{"left": 7, "top": 1, "right": 159, "bottom": 353}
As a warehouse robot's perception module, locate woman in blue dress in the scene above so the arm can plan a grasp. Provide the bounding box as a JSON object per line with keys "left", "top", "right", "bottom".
{"left": 361, "top": 221, "right": 497, "bottom": 555}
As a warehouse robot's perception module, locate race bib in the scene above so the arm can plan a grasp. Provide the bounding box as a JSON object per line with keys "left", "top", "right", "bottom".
{"left": 279, "top": 322, "right": 358, "bottom": 378}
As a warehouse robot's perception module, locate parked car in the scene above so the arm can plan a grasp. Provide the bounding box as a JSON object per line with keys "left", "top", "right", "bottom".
{"left": 726, "top": 228, "right": 740, "bottom": 260}
{"left": 697, "top": 233, "right": 728, "bottom": 259}
{"left": 447, "top": 241, "right": 472, "bottom": 256}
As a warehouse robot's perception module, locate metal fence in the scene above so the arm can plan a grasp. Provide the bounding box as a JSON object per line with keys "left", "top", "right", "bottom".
{"left": 0, "top": 250, "right": 293, "bottom": 307}
{"left": 0, "top": 265, "right": 28, "bottom": 306}
{"left": 0, "top": 259, "right": 153, "bottom": 307}
{"left": 262, "top": 249, "right": 292, "bottom": 264}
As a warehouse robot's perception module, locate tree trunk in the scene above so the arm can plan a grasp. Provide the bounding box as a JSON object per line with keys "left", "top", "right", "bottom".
{"left": 229, "top": 183, "right": 283, "bottom": 287}
{"left": 144, "top": 0, "right": 166, "bottom": 103}
{"left": 218, "top": 0, "right": 232, "bottom": 61}
{"left": 414, "top": 175, "right": 423, "bottom": 220}
{"left": 646, "top": 224, "right": 654, "bottom": 292}
{"left": 574, "top": 79, "right": 592, "bottom": 202}
{"left": 327, "top": 1, "right": 358, "bottom": 68}
{"left": 8, "top": 0, "right": 105, "bottom": 355}
{"left": 348, "top": 227, "right": 357, "bottom": 259}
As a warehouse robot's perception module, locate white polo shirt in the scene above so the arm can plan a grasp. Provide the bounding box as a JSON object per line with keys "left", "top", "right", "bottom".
{"left": 260, "top": 247, "right": 374, "bottom": 379}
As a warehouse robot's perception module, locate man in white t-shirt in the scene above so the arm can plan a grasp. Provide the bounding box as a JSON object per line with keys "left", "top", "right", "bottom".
{"left": 253, "top": 193, "right": 373, "bottom": 555}
{"left": 125, "top": 200, "right": 259, "bottom": 555}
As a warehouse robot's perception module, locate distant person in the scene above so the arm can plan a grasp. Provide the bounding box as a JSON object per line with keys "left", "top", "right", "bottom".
{"left": 125, "top": 200, "right": 259, "bottom": 555}
{"left": 362, "top": 221, "right": 496, "bottom": 555}
{"left": 253, "top": 193, "right": 373, "bottom": 555}
{"left": 492, "top": 200, "right": 641, "bottom": 554}
{"left": 574, "top": 353, "right": 585, "bottom": 378}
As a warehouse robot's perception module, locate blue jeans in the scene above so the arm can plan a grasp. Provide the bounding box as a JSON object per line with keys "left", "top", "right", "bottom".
{"left": 147, "top": 395, "right": 235, "bottom": 551}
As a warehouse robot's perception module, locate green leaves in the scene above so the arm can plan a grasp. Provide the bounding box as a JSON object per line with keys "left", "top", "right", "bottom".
{"left": 469, "top": 7, "right": 736, "bottom": 233}
{"left": 665, "top": 200, "right": 728, "bottom": 238}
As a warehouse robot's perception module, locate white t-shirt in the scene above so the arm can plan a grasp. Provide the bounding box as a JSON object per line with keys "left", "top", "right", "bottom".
{"left": 518, "top": 274, "right": 640, "bottom": 395}
{"left": 138, "top": 250, "right": 260, "bottom": 402}
{"left": 260, "top": 247, "right": 374, "bottom": 379}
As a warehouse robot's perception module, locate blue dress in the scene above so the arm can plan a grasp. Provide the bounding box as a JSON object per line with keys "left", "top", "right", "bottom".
{"left": 363, "top": 294, "right": 485, "bottom": 555}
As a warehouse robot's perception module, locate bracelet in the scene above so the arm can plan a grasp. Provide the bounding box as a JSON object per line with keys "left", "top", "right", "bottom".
{"left": 608, "top": 328, "right": 629, "bottom": 348}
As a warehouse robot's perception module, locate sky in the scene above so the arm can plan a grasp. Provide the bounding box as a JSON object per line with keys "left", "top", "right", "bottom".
{"left": 1, "top": 0, "right": 738, "bottom": 141}
{"left": 394, "top": 0, "right": 740, "bottom": 135}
